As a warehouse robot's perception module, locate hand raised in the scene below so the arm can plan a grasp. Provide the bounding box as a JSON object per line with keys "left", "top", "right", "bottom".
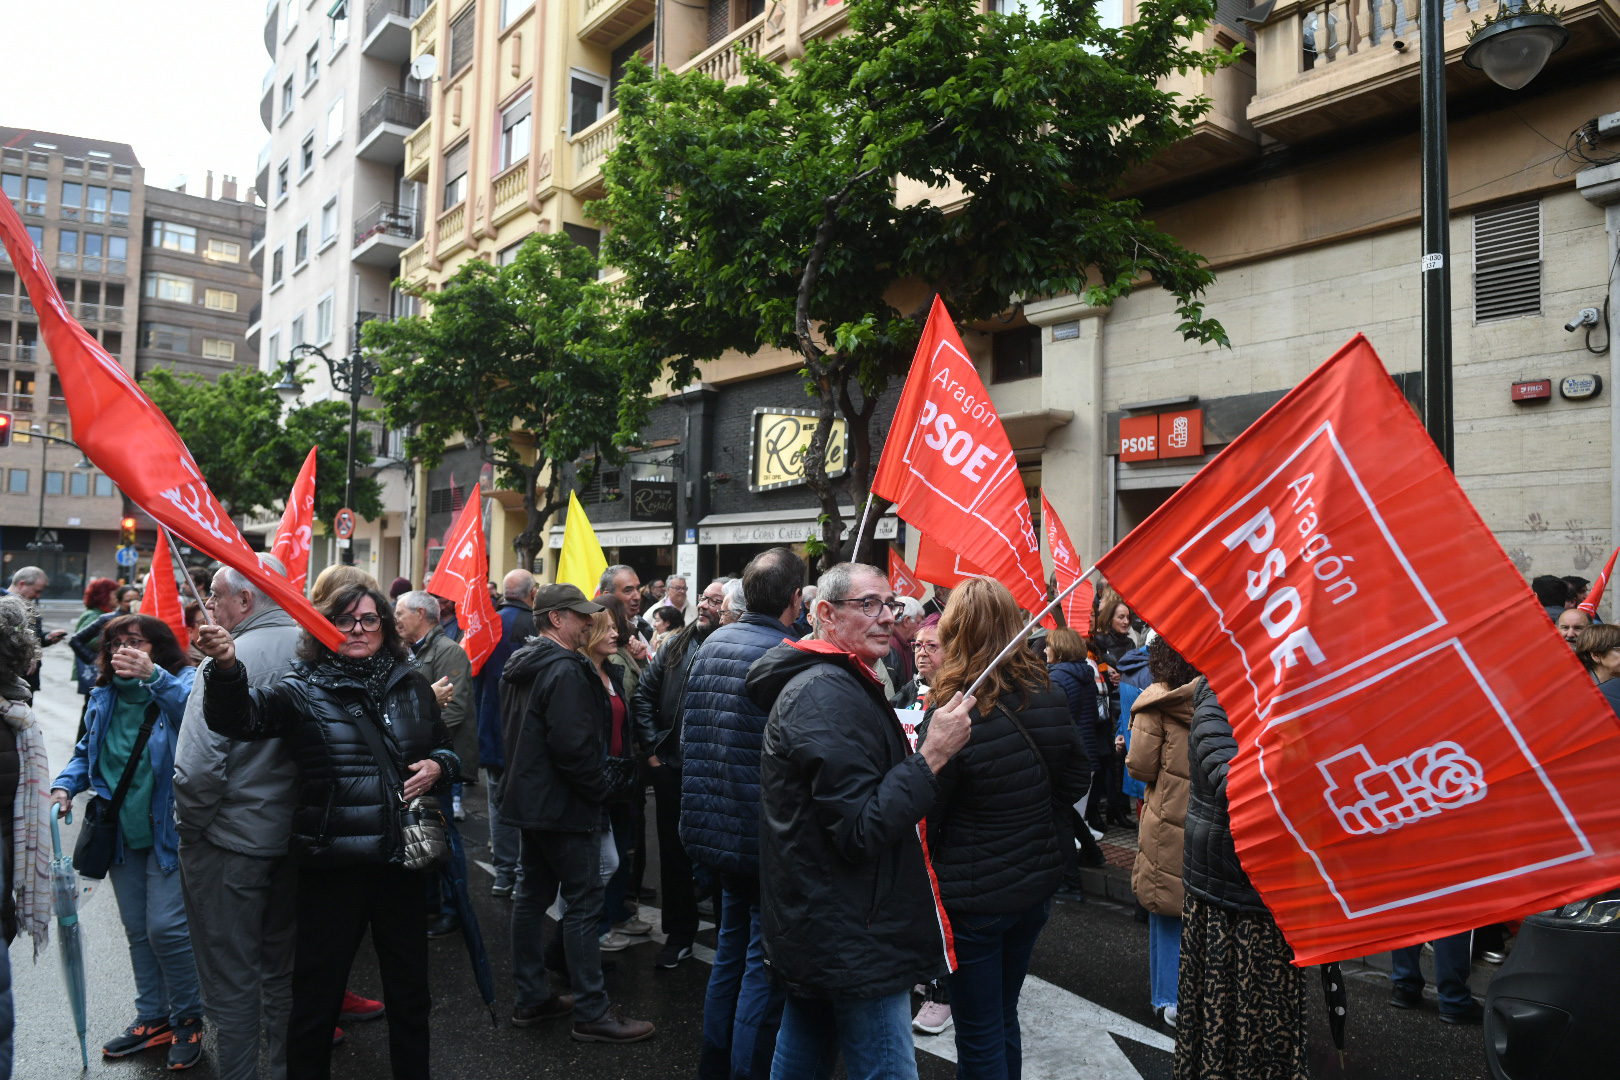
{"left": 193, "top": 623, "right": 237, "bottom": 667}
{"left": 920, "top": 691, "right": 976, "bottom": 774}
{"left": 431, "top": 676, "right": 453, "bottom": 707}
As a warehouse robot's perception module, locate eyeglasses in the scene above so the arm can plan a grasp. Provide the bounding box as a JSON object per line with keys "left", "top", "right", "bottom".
{"left": 912, "top": 641, "right": 941, "bottom": 654}
{"left": 833, "top": 596, "right": 905, "bottom": 619}
{"left": 111, "top": 637, "right": 149, "bottom": 649}
{"left": 333, "top": 613, "right": 382, "bottom": 633}
{"left": 697, "top": 595, "right": 723, "bottom": 607}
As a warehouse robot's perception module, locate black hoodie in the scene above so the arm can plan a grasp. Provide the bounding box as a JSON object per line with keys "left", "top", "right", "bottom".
{"left": 496, "top": 636, "right": 611, "bottom": 833}
{"left": 746, "top": 639, "right": 949, "bottom": 1000}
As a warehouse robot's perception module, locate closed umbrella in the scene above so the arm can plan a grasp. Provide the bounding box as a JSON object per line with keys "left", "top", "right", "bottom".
{"left": 440, "top": 820, "right": 498, "bottom": 1025}
{"left": 49, "top": 807, "right": 89, "bottom": 1070}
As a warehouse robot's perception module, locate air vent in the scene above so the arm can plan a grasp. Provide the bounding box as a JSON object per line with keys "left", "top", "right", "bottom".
{"left": 1473, "top": 200, "right": 1541, "bottom": 323}
{"left": 427, "top": 484, "right": 465, "bottom": 515}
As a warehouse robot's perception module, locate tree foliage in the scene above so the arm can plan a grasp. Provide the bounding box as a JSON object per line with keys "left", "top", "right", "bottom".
{"left": 365, "top": 233, "right": 645, "bottom": 569}
{"left": 142, "top": 367, "right": 382, "bottom": 530}
{"left": 593, "top": 0, "right": 1235, "bottom": 568}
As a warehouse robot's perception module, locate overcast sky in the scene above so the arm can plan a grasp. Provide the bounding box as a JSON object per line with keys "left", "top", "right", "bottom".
{"left": 0, "top": 0, "right": 267, "bottom": 196}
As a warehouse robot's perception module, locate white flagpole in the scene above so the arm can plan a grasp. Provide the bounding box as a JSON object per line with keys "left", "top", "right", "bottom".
{"left": 849, "top": 492, "right": 876, "bottom": 565}
{"left": 966, "top": 562, "right": 1098, "bottom": 699}
{"left": 155, "top": 520, "right": 215, "bottom": 626}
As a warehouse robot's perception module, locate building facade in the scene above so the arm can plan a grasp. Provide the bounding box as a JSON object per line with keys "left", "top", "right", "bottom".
{"left": 0, "top": 128, "right": 145, "bottom": 597}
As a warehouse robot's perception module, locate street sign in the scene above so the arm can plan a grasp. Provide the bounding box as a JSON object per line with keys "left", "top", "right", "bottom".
{"left": 115, "top": 545, "right": 139, "bottom": 567}
{"left": 334, "top": 507, "right": 356, "bottom": 540}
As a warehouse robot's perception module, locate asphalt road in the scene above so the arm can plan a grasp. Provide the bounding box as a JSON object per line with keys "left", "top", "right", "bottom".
{"left": 11, "top": 603, "right": 1492, "bottom": 1079}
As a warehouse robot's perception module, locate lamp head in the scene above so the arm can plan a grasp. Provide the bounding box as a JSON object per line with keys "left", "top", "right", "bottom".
{"left": 1463, "top": 7, "right": 1568, "bottom": 90}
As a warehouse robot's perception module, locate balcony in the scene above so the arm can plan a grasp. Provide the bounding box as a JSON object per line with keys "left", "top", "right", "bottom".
{"left": 246, "top": 301, "right": 263, "bottom": 354}
{"left": 352, "top": 202, "right": 423, "bottom": 266}
{"left": 256, "top": 140, "right": 272, "bottom": 204}
{"left": 102, "top": 304, "right": 125, "bottom": 323}
{"left": 401, "top": 237, "right": 430, "bottom": 287}
{"left": 802, "top": 0, "right": 849, "bottom": 42}
{"left": 579, "top": 0, "right": 655, "bottom": 47}
{"left": 249, "top": 223, "right": 267, "bottom": 274}
{"left": 364, "top": 0, "right": 427, "bottom": 62}
{"left": 264, "top": 0, "right": 279, "bottom": 57}
{"left": 1247, "top": 0, "right": 1620, "bottom": 143}
{"left": 1127, "top": 23, "right": 1260, "bottom": 192}
{"left": 492, "top": 160, "right": 529, "bottom": 224}
{"left": 260, "top": 64, "right": 276, "bottom": 132}
{"left": 681, "top": 13, "right": 766, "bottom": 84}
{"left": 403, "top": 119, "right": 433, "bottom": 182}
{"left": 357, "top": 90, "right": 428, "bottom": 164}
{"left": 435, "top": 201, "right": 467, "bottom": 258}
{"left": 412, "top": 0, "right": 439, "bottom": 58}
{"left": 570, "top": 112, "right": 620, "bottom": 196}
{"left": 0, "top": 344, "right": 39, "bottom": 364}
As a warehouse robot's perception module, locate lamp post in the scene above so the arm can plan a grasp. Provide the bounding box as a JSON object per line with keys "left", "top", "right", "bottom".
{"left": 1421, "top": 0, "right": 1568, "bottom": 469}
{"left": 276, "top": 315, "right": 381, "bottom": 565}
{"left": 24, "top": 425, "right": 93, "bottom": 553}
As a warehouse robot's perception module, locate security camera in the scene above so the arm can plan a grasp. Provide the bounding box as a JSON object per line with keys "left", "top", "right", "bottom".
{"left": 1566, "top": 308, "right": 1602, "bottom": 333}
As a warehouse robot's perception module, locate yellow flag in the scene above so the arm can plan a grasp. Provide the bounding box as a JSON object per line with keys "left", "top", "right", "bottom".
{"left": 556, "top": 490, "right": 608, "bottom": 596}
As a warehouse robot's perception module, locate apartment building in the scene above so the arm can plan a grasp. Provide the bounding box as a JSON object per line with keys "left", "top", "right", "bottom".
{"left": 137, "top": 176, "right": 266, "bottom": 381}
{"left": 399, "top": 0, "right": 1620, "bottom": 594}
{"left": 0, "top": 128, "right": 144, "bottom": 597}
{"left": 251, "top": 0, "right": 425, "bottom": 586}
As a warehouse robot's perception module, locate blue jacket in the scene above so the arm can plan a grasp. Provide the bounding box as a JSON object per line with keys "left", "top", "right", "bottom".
{"left": 1118, "top": 646, "right": 1152, "bottom": 690}
{"left": 52, "top": 665, "right": 197, "bottom": 874}
{"left": 1048, "top": 660, "right": 1101, "bottom": 765}
{"left": 679, "top": 613, "right": 799, "bottom": 875}
{"left": 476, "top": 602, "right": 535, "bottom": 769}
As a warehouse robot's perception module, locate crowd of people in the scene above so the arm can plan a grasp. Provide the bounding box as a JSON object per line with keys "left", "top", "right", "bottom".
{"left": 0, "top": 549, "right": 1593, "bottom": 1080}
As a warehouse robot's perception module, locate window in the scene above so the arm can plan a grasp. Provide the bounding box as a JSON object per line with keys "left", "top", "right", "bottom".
{"left": 0, "top": 174, "right": 17, "bottom": 203}
{"left": 205, "top": 289, "right": 239, "bottom": 312}
{"left": 608, "top": 25, "right": 653, "bottom": 107}
{"left": 320, "top": 198, "right": 338, "bottom": 245}
{"left": 109, "top": 189, "right": 130, "bottom": 227}
{"left": 501, "top": 0, "right": 528, "bottom": 27}
{"left": 8, "top": 470, "right": 26, "bottom": 495}
{"left": 23, "top": 177, "right": 46, "bottom": 215}
{"left": 106, "top": 234, "right": 128, "bottom": 271}
{"left": 271, "top": 246, "right": 285, "bottom": 285}
{"left": 150, "top": 220, "right": 198, "bottom": 253}
{"left": 500, "top": 95, "right": 532, "bottom": 170}
{"left": 81, "top": 232, "right": 101, "bottom": 271}
{"left": 443, "top": 141, "right": 469, "bottom": 210}
{"left": 266, "top": 331, "right": 281, "bottom": 370}
{"left": 290, "top": 314, "right": 306, "bottom": 346}
{"left": 282, "top": 76, "right": 296, "bottom": 119}
{"left": 305, "top": 43, "right": 320, "bottom": 87}
{"left": 569, "top": 74, "right": 605, "bottom": 135}
{"left": 205, "top": 238, "right": 241, "bottom": 262}
{"left": 991, "top": 325, "right": 1042, "bottom": 382}
{"left": 69, "top": 471, "right": 88, "bottom": 496}
{"left": 59, "top": 229, "right": 79, "bottom": 253}
{"left": 563, "top": 222, "right": 601, "bottom": 261}
{"left": 24, "top": 225, "right": 42, "bottom": 249}
{"left": 44, "top": 471, "right": 63, "bottom": 496}
{"left": 497, "top": 240, "right": 524, "bottom": 266}
{"left": 95, "top": 474, "right": 114, "bottom": 497}
{"left": 1473, "top": 199, "right": 1541, "bottom": 323}
{"left": 103, "top": 330, "right": 122, "bottom": 353}
{"left": 449, "top": 5, "right": 477, "bottom": 76}
{"left": 284, "top": 0, "right": 298, "bottom": 34}
{"left": 300, "top": 133, "right": 316, "bottom": 176}
{"left": 316, "top": 293, "right": 334, "bottom": 344}
{"left": 276, "top": 161, "right": 291, "bottom": 200}
{"left": 84, "top": 185, "right": 108, "bottom": 224}
{"left": 60, "top": 182, "right": 82, "bottom": 219}
{"left": 142, "top": 322, "right": 191, "bottom": 351}
{"left": 202, "top": 338, "right": 236, "bottom": 361}
{"left": 144, "top": 273, "right": 195, "bottom": 303}
{"left": 330, "top": 6, "right": 349, "bottom": 51}
{"left": 12, "top": 371, "right": 33, "bottom": 406}
{"left": 294, "top": 225, "right": 309, "bottom": 266}
{"left": 326, "top": 97, "right": 344, "bottom": 149}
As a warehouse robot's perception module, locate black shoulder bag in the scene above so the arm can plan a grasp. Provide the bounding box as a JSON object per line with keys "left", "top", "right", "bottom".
{"left": 73, "top": 702, "right": 159, "bottom": 879}
{"left": 350, "top": 705, "right": 451, "bottom": 872}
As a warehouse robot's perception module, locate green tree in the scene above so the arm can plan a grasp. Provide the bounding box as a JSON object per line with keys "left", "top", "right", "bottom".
{"left": 594, "top": 0, "right": 1234, "bottom": 569}
{"left": 142, "top": 367, "right": 383, "bottom": 530}
{"left": 365, "top": 232, "right": 642, "bottom": 569}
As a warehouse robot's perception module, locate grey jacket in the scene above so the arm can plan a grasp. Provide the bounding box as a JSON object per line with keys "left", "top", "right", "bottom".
{"left": 173, "top": 604, "right": 302, "bottom": 856}
{"left": 414, "top": 625, "right": 475, "bottom": 774}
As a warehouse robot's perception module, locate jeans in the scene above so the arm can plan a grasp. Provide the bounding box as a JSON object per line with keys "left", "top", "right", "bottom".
{"left": 107, "top": 846, "right": 203, "bottom": 1026}
{"left": 701, "top": 874, "right": 784, "bottom": 1080}
{"left": 770, "top": 991, "right": 917, "bottom": 1080}
{"left": 945, "top": 901, "right": 1051, "bottom": 1080}
{"left": 1148, "top": 913, "right": 1181, "bottom": 1011}
{"left": 1391, "top": 930, "right": 1475, "bottom": 1014}
{"left": 599, "top": 802, "right": 637, "bottom": 934}
{"left": 0, "top": 925, "right": 13, "bottom": 1079}
{"left": 648, "top": 763, "right": 698, "bottom": 942}
{"left": 485, "top": 768, "right": 519, "bottom": 887}
{"left": 512, "top": 829, "right": 609, "bottom": 1023}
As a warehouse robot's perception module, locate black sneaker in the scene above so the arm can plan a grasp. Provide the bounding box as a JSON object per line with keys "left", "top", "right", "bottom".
{"left": 167, "top": 1018, "right": 203, "bottom": 1070}
{"left": 1440, "top": 999, "right": 1485, "bottom": 1025}
{"left": 103, "top": 1018, "right": 173, "bottom": 1058}
{"left": 655, "top": 940, "right": 694, "bottom": 969}
{"left": 427, "top": 912, "right": 462, "bottom": 938}
{"left": 1388, "top": 983, "right": 1423, "bottom": 1010}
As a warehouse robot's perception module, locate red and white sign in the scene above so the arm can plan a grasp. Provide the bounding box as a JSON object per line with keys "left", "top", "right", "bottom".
{"left": 1158, "top": 408, "right": 1204, "bottom": 459}
{"left": 1041, "top": 491, "right": 1093, "bottom": 634}
{"left": 888, "top": 548, "right": 925, "bottom": 599}
{"left": 334, "top": 507, "right": 356, "bottom": 540}
{"left": 425, "top": 483, "right": 501, "bottom": 675}
{"left": 871, "top": 297, "right": 1046, "bottom": 612}
{"left": 1511, "top": 380, "right": 1552, "bottom": 402}
{"left": 270, "top": 447, "right": 317, "bottom": 593}
{"left": 1119, "top": 415, "right": 1158, "bottom": 462}
{"left": 1098, "top": 334, "right": 1620, "bottom": 965}
{"left": 147, "top": 529, "right": 189, "bottom": 647}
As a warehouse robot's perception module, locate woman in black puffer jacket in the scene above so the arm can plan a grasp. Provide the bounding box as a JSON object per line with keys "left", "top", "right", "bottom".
{"left": 923, "top": 578, "right": 1091, "bottom": 1080}
{"left": 197, "top": 582, "right": 458, "bottom": 1080}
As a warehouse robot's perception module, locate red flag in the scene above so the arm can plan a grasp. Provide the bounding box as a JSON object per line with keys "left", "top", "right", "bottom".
{"left": 1041, "top": 491, "right": 1093, "bottom": 634}
{"left": 1096, "top": 334, "right": 1620, "bottom": 965}
{"left": 426, "top": 483, "right": 501, "bottom": 675}
{"left": 0, "top": 197, "right": 344, "bottom": 651}
{"left": 271, "top": 447, "right": 318, "bottom": 594}
{"left": 888, "top": 548, "right": 925, "bottom": 599}
{"left": 913, "top": 533, "right": 987, "bottom": 589}
{"left": 871, "top": 297, "right": 1045, "bottom": 611}
{"left": 146, "top": 530, "right": 189, "bottom": 647}
{"left": 1580, "top": 546, "right": 1617, "bottom": 616}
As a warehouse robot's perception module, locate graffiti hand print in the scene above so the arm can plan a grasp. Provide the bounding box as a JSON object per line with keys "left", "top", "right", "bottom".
{"left": 1318, "top": 741, "right": 1487, "bottom": 836}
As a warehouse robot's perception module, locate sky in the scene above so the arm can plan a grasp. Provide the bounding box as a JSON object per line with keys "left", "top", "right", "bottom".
{"left": 0, "top": 0, "right": 269, "bottom": 196}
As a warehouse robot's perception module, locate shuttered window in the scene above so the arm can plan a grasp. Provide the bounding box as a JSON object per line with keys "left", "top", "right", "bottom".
{"left": 449, "top": 5, "right": 476, "bottom": 77}
{"left": 1473, "top": 200, "right": 1541, "bottom": 323}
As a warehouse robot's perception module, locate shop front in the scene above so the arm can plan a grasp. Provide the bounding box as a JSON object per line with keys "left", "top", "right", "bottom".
{"left": 548, "top": 520, "right": 675, "bottom": 590}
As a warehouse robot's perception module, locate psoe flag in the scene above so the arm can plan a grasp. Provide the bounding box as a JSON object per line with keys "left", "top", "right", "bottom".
{"left": 889, "top": 548, "right": 925, "bottom": 600}
{"left": 271, "top": 447, "right": 318, "bottom": 594}
{"left": 557, "top": 491, "right": 609, "bottom": 597}
{"left": 1097, "top": 333, "right": 1620, "bottom": 966}
{"left": 426, "top": 483, "right": 501, "bottom": 676}
{"left": 1041, "top": 491, "right": 1094, "bottom": 635}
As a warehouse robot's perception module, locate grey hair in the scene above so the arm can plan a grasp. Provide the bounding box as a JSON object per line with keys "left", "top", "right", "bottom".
{"left": 502, "top": 568, "right": 536, "bottom": 602}
{"left": 897, "top": 596, "right": 924, "bottom": 621}
{"left": 598, "top": 564, "right": 634, "bottom": 594}
{"left": 0, "top": 595, "right": 40, "bottom": 682}
{"left": 9, "top": 567, "right": 46, "bottom": 589}
{"left": 216, "top": 552, "right": 287, "bottom": 612}
{"left": 721, "top": 579, "right": 746, "bottom": 612}
{"left": 665, "top": 576, "right": 687, "bottom": 589}
{"left": 398, "top": 590, "right": 441, "bottom": 622}
{"left": 815, "top": 562, "right": 885, "bottom": 606}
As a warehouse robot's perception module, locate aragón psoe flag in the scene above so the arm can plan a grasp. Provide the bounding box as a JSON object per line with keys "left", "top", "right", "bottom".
{"left": 1098, "top": 334, "right": 1620, "bottom": 965}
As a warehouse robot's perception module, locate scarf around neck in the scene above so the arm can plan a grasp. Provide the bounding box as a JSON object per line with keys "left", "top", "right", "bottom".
{"left": 330, "top": 650, "right": 398, "bottom": 706}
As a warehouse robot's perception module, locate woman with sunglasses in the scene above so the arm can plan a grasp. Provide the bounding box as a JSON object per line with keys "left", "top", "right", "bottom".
{"left": 194, "top": 583, "right": 459, "bottom": 1080}
{"left": 50, "top": 614, "right": 204, "bottom": 1069}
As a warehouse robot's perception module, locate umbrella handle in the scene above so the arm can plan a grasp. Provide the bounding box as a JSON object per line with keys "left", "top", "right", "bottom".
{"left": 50, "top": 802, "right": 68, "bottom": 856}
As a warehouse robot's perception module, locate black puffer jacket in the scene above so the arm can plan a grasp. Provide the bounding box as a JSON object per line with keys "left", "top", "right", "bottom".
{"left": 630, "top": 620, "right": 714, "bottom": 767}
{"left": 922, "top": 687, "right": 1092, "bottom": 916}
{"left": 202, "top": 654, "right": 458, "bottom": 868}
{"left": 497, "top": 636, "right": 610, "bottom": 833}
{"left": 749, "top": 640, "right": 947, "bottom": 1000}
{"left": 1184, "top": 678, "right": 1265, "bottom": 911}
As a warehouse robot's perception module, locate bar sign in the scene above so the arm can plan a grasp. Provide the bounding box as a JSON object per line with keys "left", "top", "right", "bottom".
{"left": 1511, "top": 380, "right": 1552, "bottom": 403}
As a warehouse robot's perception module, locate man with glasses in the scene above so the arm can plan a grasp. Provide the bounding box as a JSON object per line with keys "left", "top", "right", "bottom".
{"left": 746, "top": 562, "right": 974, "bottom": 1079}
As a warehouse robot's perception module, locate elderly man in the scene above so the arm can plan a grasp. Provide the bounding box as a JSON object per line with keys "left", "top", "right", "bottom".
{"left": 651, "top": 576, "right": 696, "bottom": 626}
{"left": 717, "top": 579, "right": 745, "bottom": 627}
{"left": 746, "top": 562, "right": 973, "bottom": 1079}
{"left": 1558, "top": 607, "right": 1593, "bottom": 647}
{"left": 478, "top": 569, "right": 538, "bottom": 898}
{"left": 4, "top": 566, "right": 66, "bottom": 690}
{"left": 884, "top": 596, "right": 924, "bottom": 689}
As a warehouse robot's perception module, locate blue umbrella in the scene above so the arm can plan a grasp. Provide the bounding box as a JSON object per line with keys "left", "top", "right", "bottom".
{"left": 49, "top": 806, "right": 89, "bottom": 1071}
{"left": 440, "top": 819, "right": 498, "bottom": 1026}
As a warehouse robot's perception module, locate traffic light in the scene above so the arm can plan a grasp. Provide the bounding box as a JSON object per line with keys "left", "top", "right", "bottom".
{"left": 0, "top": 412, "right": 12, "bottom": 448}
{"left": 120, "top": 517, "right": 137, "bottom": 545}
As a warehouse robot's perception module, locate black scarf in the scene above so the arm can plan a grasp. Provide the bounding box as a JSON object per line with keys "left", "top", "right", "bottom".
{"left": 329, "top": 650, "right": 398, "bottom": 707}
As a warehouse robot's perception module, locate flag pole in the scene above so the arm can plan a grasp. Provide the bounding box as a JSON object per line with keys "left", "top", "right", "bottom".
{"left": 966, "top": 563, "right": 1098, "bottom": 699}
{"left": 850, "top": 492, "right": 876, "bottom": 564}
{"left": 155, "top": 520, "right": 215, "bottom": 626}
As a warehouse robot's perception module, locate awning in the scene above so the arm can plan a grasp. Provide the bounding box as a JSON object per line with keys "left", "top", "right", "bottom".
{"left": 548, "top": 521, "right": 674, "bottom": 549}
{"left": 1115, "top": 455, "right": 1212, "bottom": 492}
{"left": 696, "top": 506, "right": 897, "bottom": 546}
{"left": 327, "top": 0, "right": 348, "bottom": 17}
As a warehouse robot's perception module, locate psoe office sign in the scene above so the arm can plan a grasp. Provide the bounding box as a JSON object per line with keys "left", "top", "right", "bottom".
{"left": 751, "top": 408, "right": 848, "bottom": 492}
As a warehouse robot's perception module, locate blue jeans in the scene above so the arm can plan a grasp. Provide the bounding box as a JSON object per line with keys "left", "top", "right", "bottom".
{"left": 770, "top": 990, "right": 916, "bottom": 1080}
{"left": 1391, "top": 929, "right": 1475, "bottom": 1014}
{"left": 945, "top": 901, "right": 1051, "bottom": 1080}
{"left": 1148, "top": 913, "right": 1181, "bottom": 1010}
{"left": 598, "top": 802, "right": 637, "bottom": 934}
{"left": 485, "top": 768, "right": 519, "bottom": 887}
{"left": 701, "top": 874, "right": 784, "bottom": 1080}
{"left": 107, "top": 846, "right": 203, "bottom": 1025}
{"left": 0, "top": 926, "right": 13, "bottom": 1078}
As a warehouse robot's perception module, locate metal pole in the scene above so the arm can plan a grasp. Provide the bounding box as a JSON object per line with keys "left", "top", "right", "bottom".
{"left": 1420, "top": 0, "right": 1455, "bottom": 470}
{"left": 34, "top": 430, "right": 46, "bottom": 541}
{"left": 343, "top": 383, "right": 359, "bottom": 566}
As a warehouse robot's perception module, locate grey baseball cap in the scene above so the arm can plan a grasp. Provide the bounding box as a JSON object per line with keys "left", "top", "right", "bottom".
{"left": 532, "top": 583, "right": 604, "bottom": 617}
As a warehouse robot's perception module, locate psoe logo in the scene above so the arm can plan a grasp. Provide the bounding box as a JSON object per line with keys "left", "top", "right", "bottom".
{"left": 1168, "top": 415, "right": 1190, "bottom": 450}
{"left": 1318, "top": 741, "right": 1487, "bottom": 836}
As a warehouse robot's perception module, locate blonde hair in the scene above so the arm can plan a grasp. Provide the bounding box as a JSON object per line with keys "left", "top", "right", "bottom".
{"left": 930, "top": 577, "right": 1049, "bottom": 714}
{"left": 579, "top": 609, "right": 617, "bottom": 664}
{"left": 310, "top": 564, "right": 380, "bottom": 607}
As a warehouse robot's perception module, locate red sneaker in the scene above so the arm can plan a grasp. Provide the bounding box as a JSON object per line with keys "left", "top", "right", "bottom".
{"left": 332, "top": 1027, "right": 346, "bottom": 1046}
{"left": 340, "top": 990, "right": 386, "bottom": 1021}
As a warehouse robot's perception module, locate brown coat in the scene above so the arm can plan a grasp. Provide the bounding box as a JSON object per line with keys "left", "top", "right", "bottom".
{"left": 1126, "top": 679, "right": 1195, "bottom": 917}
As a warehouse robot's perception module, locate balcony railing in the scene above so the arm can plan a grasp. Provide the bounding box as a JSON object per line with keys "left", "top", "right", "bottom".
{"left": 248, "top": 300, "right": 263, "bottom": 326}
{"left": 366, "top": 0, "right": 427, "bottom": 37}
{"left": 359, "top": 89, "right": 428, "bottom": 142}
{"left": 1, "top": 344, "right": 39, "bottom": 364}
{"left": 435, "top": 202, "right": 466, "bottom": 250}
{"left": 493, "top": 160, "right": 529, "bottom": 220}
{"left": 682, "top": 13, "right": 766, "bottom": 83}
{"left": 401, "top": 237, "right": 429, "bottom": 280}
{"left": 412, "top": 0, "right": 439, "bottom": 56}
{"left": 353, "top": 202, "right": 423, "bottom": 247}
{"left": 62, "top": 157, "right": 85, "bottom": 176}
{"left": 103, "top": 304, "right": 124, "bottom": 322}
{"left": 573, "top": 112, "right": 620, "bottom": 191}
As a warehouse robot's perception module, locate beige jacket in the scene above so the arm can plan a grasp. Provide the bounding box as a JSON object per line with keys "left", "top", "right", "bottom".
{"left": 1126, "top": 679, "right": 1195, "bottom": 917}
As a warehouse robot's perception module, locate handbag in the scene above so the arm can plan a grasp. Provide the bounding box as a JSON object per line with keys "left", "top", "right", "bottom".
{"left": 601, "top": 680, "right": 641, "bottom": 803}
{"left": 73, "top": 702, "right": 159, "bottom": 879}
{"left": 350, "top": 704, "right": 451, "bottom": 872}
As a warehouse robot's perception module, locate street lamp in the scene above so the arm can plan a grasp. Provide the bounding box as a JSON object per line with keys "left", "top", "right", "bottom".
{"left": 276, "top": 315, "right": 381, "bottom": 565}
{"left": 1421, "top": 0, "right": 1567, "bottom": 469}
{"left": 24, "top": 424, "right": 94, "bottom": 553}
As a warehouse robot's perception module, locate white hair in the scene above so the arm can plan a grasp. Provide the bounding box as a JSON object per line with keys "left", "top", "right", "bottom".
{"left": 897, "top": 596, "right": 924, "bottom": 621}
{"left": 721, "top": 579, "right": 746, "bottom": 612}
{"left": 215, "top": 552, "right": 286, "bottom": 612}
{"left": 9, "top": 567, "right": 45, "bottom": 588}
{"left": 398, "top": 590, "right": 441, "bottom": 622}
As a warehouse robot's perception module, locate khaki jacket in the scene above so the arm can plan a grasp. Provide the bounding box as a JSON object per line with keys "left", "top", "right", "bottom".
{"left": 1126, "top": 679, "right": 1195, "bottom": 917}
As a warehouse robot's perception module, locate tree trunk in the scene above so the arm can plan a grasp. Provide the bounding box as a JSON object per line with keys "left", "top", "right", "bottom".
{"left": 512, "top": 459, "right": 547, "bottom": 571}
